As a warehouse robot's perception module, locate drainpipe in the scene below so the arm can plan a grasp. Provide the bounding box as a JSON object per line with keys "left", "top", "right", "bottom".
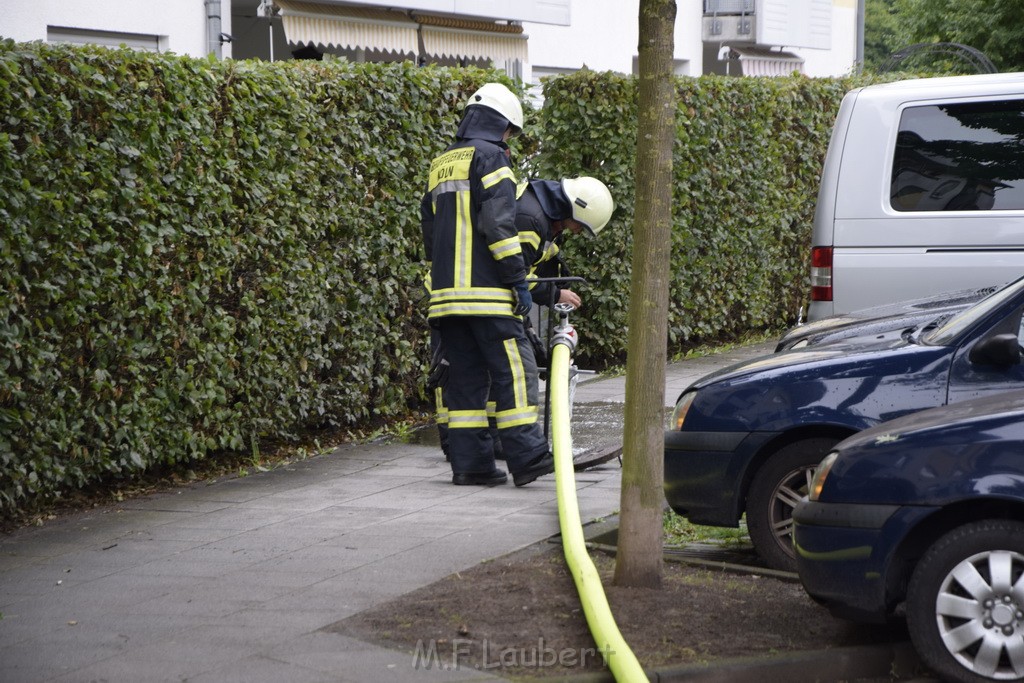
{"left": 206, "top": 0, "right": 222, "bottom": 59}
{"left": 855, "top": 0, "right": 865, "bottom": 72}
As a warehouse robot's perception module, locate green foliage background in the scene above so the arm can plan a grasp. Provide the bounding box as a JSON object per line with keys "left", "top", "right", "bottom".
{"left": 0, "top": 41, "right": 866, "bottom": 515}
{"left": 864, "top": 0, "right": 1024, "bottom": 73}
{"left": 533, "top": 70, "right": 861, "bottom": 364}
{"left": 893, "top": 0, "right": 1024, "bottom": 72}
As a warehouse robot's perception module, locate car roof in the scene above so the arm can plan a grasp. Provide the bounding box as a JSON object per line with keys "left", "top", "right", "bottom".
{"left": 853, "top": 72, "right": 1024, "bottom": 100}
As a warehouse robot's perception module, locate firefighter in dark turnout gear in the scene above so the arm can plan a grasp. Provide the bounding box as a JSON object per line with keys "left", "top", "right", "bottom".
{"left": 515, "top": 176, "right": 615, "bottom": 311}
{"left": 427, "top": 176, "right": 615, "bottom": 462}
{"left": 421, "top": 83, "right": 554, "bottom": 487}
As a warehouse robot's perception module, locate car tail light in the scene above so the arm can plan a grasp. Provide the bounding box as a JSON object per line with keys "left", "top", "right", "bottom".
{"left": 810, "top": 247, "right": 833, "bottom": 301}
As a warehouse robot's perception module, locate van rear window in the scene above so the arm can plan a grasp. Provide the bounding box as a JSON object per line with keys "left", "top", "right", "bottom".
{"left": 891, "top": 99, "right": 1024, "bottom": 212}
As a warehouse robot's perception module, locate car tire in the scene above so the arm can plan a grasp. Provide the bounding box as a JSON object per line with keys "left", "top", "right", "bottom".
{"left": 746, "top": 437, "right": 838, "bottom": 572}
{"left": 906, "top": 520, "right": 1024, "bottom": 683}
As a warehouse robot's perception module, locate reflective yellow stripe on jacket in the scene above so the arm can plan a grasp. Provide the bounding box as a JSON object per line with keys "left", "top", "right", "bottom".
{"left": 490, "top": 235, "right": 521, "bottom": 261}
{"left": 428, "top": 287, "right": 515, "bottom": 319}
{"left": 482, "top": 166, "right": 515, "bottom": 189}
{"left": 429, "top": 149, "right": 477, "bottom": 290}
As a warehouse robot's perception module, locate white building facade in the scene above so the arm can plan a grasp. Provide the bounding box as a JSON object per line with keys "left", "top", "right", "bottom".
{"left": 3, "top": 0, "right": 230, "bottom": 59}
{"left": 1, "top": 0, "right": 859, "bottom": 81}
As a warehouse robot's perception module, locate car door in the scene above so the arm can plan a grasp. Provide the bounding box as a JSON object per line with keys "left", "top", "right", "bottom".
{"left": 947, "top": 303, "right": 1024, "bottom": 403}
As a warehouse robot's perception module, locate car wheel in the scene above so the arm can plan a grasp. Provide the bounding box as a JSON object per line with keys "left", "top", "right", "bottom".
{"left": 746, "top": 437, "right": 838, "bottom": 572}
{"left": 906, "top": 520, "right": 1024, "bottom": 683}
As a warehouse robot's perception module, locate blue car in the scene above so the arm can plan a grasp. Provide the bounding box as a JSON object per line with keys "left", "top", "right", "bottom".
{"left": 793, "top": 390, "right": 1024, "bottom": 683}
{"left": 664, "top": 275, "right": 1024, "bottom": 571}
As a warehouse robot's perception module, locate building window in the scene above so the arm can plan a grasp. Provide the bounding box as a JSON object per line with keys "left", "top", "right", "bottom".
{"left": 47, "top": 26, "right": 163, "bottom": 52}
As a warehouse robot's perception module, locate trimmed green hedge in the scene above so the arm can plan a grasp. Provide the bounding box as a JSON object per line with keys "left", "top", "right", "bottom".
{"left": 0, "top": 40, "right": 875, "bottom": 515}
{"left": 0, "top": 42, "right": 500, "bottom": 513}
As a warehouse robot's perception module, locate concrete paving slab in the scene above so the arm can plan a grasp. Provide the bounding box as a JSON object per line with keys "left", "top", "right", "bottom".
{"left": 107, "top": 523, "right": 248, "bottom": 544}
{"left": 0, "top": 560, "right": 121, "bottom": 597}
{"left": 356, "top": 513, "right": 483, "bottom": 540}
{"left": 224, "top": 605, "right": 346, "bottom": 639}
{"left": 33, "top": 572, "right": 202, "bottom": 612}
{"left": 189, "top": 528, "right": 338, "bottom": 556}
{"left": 118, "top": 494, "right": 236, "bottom": 514}
{"left": 118, "top": 555, "right": 263, "bottom": 579}
{"left": 184, "top": 654, "right": 343, "bottom": 683}
{"left": 0, "top": 535, "right": 96, "bottom": 559}
{"left": 271, "top": 631, "right": 508, "bottom": 683}
{"left": 41, "top": 636, "right": 257, "bottom": 683}
{"left": 154, "top": 505, "right": 303, "bottom": 532}
{"left": 0, "top": 612, "right": 205, "bottom": 677}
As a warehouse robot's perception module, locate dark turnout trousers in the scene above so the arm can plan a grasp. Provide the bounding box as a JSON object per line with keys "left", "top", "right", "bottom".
{"left": 438, "top": 316, "right": 547, "bottom": 476}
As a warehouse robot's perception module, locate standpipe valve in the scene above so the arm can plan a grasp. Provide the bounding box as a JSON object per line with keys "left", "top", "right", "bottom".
{"left": 550, "top": 302, "right": 579, "bottom": 353}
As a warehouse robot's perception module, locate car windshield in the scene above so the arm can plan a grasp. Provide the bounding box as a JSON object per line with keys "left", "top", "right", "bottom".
{"left": 922, "top": 278, "right": 1023, "bottom": 345}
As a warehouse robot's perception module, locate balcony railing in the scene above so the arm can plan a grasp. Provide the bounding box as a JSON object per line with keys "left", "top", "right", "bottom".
{"left": 703, "top": 0, "right": 755, "bottom": 15}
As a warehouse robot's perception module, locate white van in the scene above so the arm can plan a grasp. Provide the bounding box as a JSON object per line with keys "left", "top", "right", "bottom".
{"left": 806, "top": 72, "right": 1024, "bottom": 321}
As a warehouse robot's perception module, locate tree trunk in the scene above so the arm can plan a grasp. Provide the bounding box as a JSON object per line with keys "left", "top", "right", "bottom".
{"left": 614, "top": 0, "right": 676, "bottom": 589}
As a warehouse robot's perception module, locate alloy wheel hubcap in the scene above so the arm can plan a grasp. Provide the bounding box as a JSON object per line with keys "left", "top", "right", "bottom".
{"left": 769, "top": 465, "right": 816, "bottom": 559}
{"left": 936, "top": 550, "right": 1024, "bottom": 679}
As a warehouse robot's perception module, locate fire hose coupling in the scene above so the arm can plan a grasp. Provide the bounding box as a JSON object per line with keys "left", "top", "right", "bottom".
{"left": 551, "top": 326, "right": 578, "bottom": 352}
{"left": 550, "top": 302, "right": 579, "bottom": 353}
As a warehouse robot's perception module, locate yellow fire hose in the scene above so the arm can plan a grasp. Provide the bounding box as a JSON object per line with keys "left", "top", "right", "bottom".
{"left": 548, "top": 339, "right": 647, "bottom": 682}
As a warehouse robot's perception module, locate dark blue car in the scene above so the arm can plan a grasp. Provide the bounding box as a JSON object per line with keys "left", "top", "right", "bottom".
{"left": 793, "top": 390, "right": 1024, "bottom": 683}
{"left": 664, "top": 275, "right": 1024, "bottom": 571}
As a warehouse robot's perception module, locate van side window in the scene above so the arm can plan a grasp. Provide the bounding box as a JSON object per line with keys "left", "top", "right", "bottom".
{"left": 890, "top": 99, "right": 1024, "bottom": 212}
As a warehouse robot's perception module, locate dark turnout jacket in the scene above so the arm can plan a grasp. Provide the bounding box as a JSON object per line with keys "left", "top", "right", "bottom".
{"left": 514, "top": 180, "right": 574, "bottom": 307}
{"left": 421, "top": 106, "right": 525, "bottom": 320}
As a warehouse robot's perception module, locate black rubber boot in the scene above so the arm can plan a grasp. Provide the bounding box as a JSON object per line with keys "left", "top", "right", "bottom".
{"left": 452, "top": 469, "right": 508, "bottom": 486}
{"left": 512, "top": 453, "right": 555, "bottom": 487}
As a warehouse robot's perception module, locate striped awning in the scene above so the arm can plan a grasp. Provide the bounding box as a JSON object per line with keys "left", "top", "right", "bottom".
{"left": 274, "top": 1, "right": 527, "bottom": 63}
{"left": 418, "top": 14, "right": 527, "bottom": 63}
{"left": 275, "top": 1, "right": 418, "bottom": 55}
{"left": 725, "top": 46, "right": 804, "bottom": 77}
{"left": 421, "top": 26, "right": 527, "bottom": 63}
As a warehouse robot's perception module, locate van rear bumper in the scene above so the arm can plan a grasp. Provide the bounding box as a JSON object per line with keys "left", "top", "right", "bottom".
{"left": 807, "top": 300, "right": 834, "bottom": 322}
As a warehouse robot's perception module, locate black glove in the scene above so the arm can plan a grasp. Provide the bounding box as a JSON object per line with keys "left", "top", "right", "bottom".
{"left": 524, "top": 319, "right": 548, "bottom": 367}
{"left": 426, "top": 341, "right": 449, "bottom": 391}
{"left": 512, "top": 282, "right": 532, "bottom": 317}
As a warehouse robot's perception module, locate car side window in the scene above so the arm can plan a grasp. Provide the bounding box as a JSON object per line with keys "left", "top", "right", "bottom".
{"left": 890, "top": 98, "right": 1024, "bottom": 212}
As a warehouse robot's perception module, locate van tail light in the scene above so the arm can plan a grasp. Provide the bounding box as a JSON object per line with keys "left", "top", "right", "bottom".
{"left": 810, "top": 246, "right": 833, "bottom": 301}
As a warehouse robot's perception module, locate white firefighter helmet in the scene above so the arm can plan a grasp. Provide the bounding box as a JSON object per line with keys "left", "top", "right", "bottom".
{"left": 466, "top": 83, "right": 524, "bottom": 135}
{"left": 561, "top": 177, "right": 614, "bottom": 236}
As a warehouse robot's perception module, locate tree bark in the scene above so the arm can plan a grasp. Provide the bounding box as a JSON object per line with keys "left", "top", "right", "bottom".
{"left": 614, "top": 0, "right": 676, "bottom": 589}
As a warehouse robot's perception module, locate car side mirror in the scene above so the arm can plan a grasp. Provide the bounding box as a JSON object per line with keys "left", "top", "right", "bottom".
{"left": 969, "top": 333, "right": 1022, "bottom": 367}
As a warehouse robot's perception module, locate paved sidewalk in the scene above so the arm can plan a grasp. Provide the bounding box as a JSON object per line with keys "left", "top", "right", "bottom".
{"left": 0, "top": 342, "right": 774, "bottom": 683}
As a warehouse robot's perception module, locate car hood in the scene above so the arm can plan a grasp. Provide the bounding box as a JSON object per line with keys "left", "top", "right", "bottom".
{"left": 776, "top": 310, "right": 941, "bottom": 351}
{"left": 837, "top": 389, "right": 1024, "bottom": 454}
{"left": 822, "top": 389, "right": 1024, "bottom": 505}
{"left": 776, "top": 287, "right": 991, "bottom": 351}
{"left": 837, "top": 286, "right": 990, "bottom": 319}
{"left": 678, "top": 326, "right": 953, "bottom": 433}
{"left": 691, "top": 326, "right": 915, "bottom": 392}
